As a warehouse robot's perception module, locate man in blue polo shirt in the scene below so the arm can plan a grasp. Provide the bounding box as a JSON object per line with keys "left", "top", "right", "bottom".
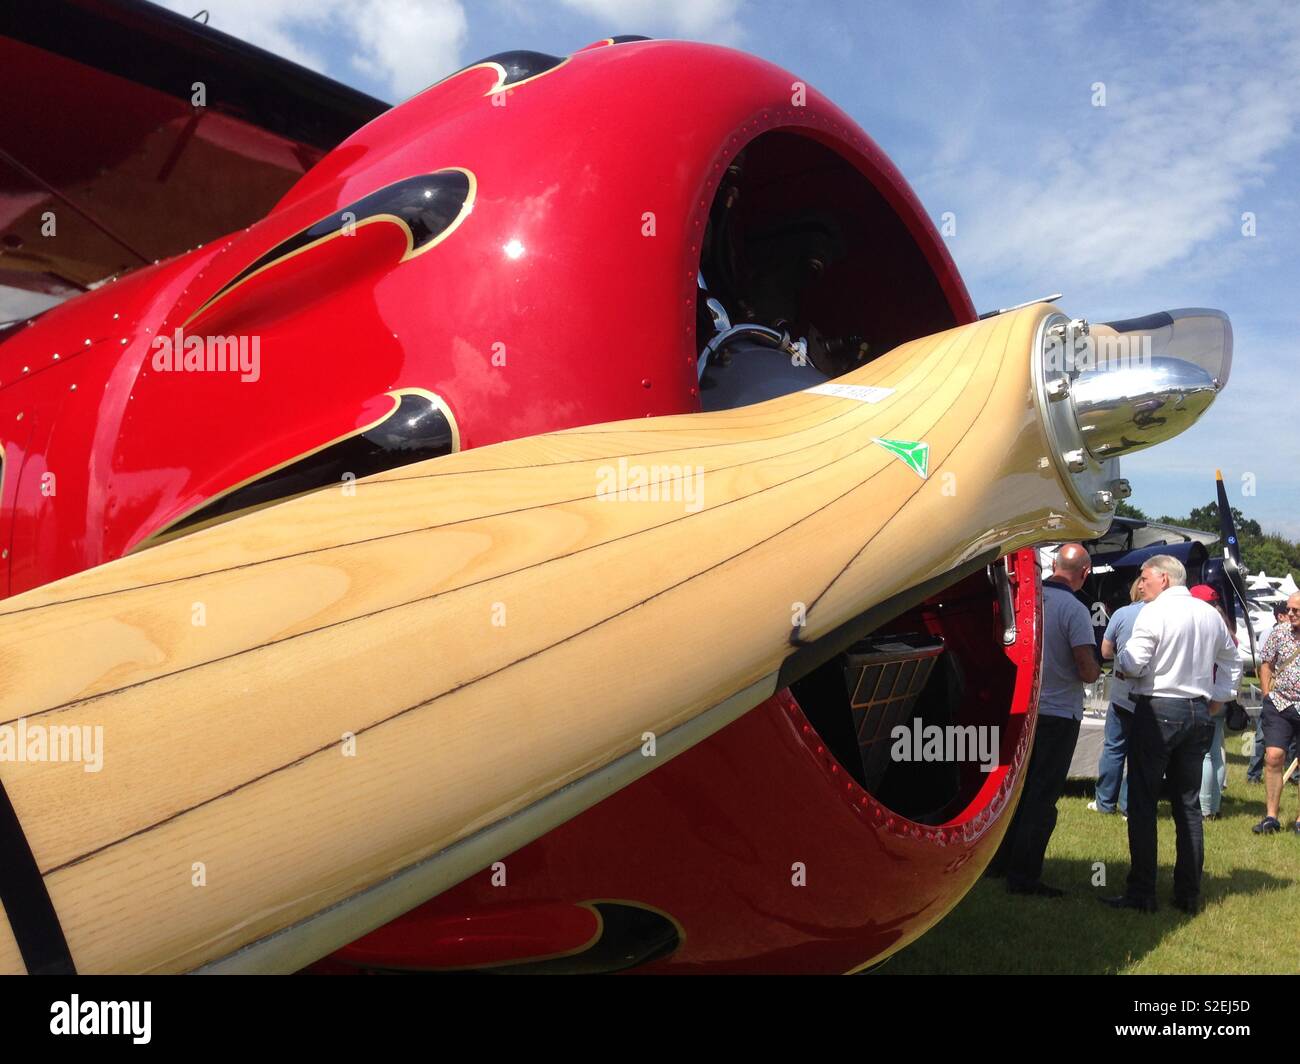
{"left": 994, "top": 543, "right": 1100, "bottom": 897}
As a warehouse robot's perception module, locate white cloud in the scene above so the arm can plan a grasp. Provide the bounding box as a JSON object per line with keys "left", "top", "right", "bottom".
{"left": 941, "top": 1, "right": 1300, "bottom": 291}
{"left": 557, "top": 0, "right": 742, "bottom": 42}
{"left": 902, "top": 2, "right": 1300, "bottom": 536}
{"left": 150, "top": 0, "right": 467, "bottom": 99}
{"left": 149, "top": 0, "right": 747, "bottom": 98}
{"left": 349, "top": 0, "right": 468, "bottom": 99}
{"left": 152, "top": 0, "right": 335, "bottom": 71}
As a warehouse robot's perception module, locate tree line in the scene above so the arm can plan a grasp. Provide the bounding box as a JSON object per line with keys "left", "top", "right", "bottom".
{"left": 1115, "top": 500, "right": 1300, "bottom": 581}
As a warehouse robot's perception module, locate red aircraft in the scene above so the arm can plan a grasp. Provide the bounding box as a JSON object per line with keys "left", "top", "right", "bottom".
{"left": 0, "top": 1, "right": 1204, "bottom": 974}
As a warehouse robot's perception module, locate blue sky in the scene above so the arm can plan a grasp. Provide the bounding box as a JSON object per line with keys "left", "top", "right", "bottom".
{"left": 152, "top": 0, "right": 1300, "bottom": 536}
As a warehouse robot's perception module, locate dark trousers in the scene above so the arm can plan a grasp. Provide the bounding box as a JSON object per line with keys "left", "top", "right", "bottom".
{"left": 996, "top": 714, "right": 1081, "bottom": 887}
{"left": 1125, "top": 695, "right": 1215, "bottom": 902}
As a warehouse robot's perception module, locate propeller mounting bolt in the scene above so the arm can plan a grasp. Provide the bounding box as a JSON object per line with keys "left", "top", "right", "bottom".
{"left": 1093, "top": 489, "right": 1116, "bottom": 510}
{"left": 1045, "top": 376, "right": 1070, "bottom": 401}
{"left": 1064, "top": 448, "right": 1088, "bottom": 473}
{"left": 1107, "top": 478, "right": 1132, "bottom": 500}
{"left": 1048, "top": 318, "right": 1090, "bottom": 339}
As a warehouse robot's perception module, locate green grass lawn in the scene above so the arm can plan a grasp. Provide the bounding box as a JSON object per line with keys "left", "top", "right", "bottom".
{"left": 887, "top": 746, "right": 1300, "bottom": 974}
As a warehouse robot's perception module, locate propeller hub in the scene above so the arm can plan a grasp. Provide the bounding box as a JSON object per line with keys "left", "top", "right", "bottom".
{"left": 1033, "top": 307, "right": 1232, "bottom": 522}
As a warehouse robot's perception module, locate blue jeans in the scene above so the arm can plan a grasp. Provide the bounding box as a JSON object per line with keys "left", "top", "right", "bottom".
{"left": 1094, "top": 703, "right": 1131, "bottom": 814}
{"left": 1199, "top": 713, "right": 1226, "bottom": 814}
{"left": 1246, "top": 717, "right": 1265, "bottom": 780}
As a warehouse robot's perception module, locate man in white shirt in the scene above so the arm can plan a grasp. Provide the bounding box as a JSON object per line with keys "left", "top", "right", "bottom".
{"left": 1104, "top": 554, "right": 1240, "bottom": 914}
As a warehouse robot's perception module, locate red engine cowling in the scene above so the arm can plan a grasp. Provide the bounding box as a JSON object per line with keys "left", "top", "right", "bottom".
{"left": 0, "top": 37, "right": 1043, "bottom": 973}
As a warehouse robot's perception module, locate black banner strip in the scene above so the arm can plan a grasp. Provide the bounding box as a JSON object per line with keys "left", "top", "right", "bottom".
{"left": 0, "top": 775, "right": 75, "bottom": 974}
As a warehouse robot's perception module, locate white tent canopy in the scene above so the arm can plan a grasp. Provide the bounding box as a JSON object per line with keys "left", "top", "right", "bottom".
{"left": 1247, "top": 571, "right": 1297, "bottom": 598}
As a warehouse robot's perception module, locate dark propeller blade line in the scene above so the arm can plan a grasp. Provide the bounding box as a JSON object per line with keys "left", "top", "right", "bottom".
{"left": 1216, "top": 468, "right": 1258, "bottom": 668}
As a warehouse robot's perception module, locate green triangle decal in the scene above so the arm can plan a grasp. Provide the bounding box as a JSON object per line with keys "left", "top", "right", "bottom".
{"left": 872, "top": 437, "right": 929, "bottom": 479}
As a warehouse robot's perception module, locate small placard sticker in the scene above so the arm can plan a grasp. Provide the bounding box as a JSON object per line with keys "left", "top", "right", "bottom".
{"left": 807, "top": 383, "right": 895, "bottom": 403}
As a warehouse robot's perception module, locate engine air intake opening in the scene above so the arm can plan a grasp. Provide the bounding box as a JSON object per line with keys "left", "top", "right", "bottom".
{"left": 696, "top": 128, "right": 960, "bottom": 412}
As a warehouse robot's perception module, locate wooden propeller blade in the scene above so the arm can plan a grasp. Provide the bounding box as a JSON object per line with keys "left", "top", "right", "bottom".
{"left": 0, "top": 303, "right": 1105, "bottom": 973}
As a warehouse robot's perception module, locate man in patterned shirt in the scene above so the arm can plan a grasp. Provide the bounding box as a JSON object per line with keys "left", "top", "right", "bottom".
{"left": 1254, "top": 591, "right": 1300, "bottom": 835}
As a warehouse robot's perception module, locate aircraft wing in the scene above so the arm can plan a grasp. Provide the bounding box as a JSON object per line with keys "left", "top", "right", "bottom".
{"left": 0, "top": 0, "right": 388, "bottom": 312}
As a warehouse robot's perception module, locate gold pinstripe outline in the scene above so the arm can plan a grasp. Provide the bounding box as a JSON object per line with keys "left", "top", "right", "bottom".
{"left": 129, "top": 388, "right": 460, "bottom": 553}
{"left": 184, "top": 168, "right": 477, "bottom": 329}
{"left": 427, "top": 56, "right": 572, "bottom": 98}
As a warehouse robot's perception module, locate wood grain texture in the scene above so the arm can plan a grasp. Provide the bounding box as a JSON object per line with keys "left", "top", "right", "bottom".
{"left": 0, "top": 303, "right": 1105, "bottom": 973}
